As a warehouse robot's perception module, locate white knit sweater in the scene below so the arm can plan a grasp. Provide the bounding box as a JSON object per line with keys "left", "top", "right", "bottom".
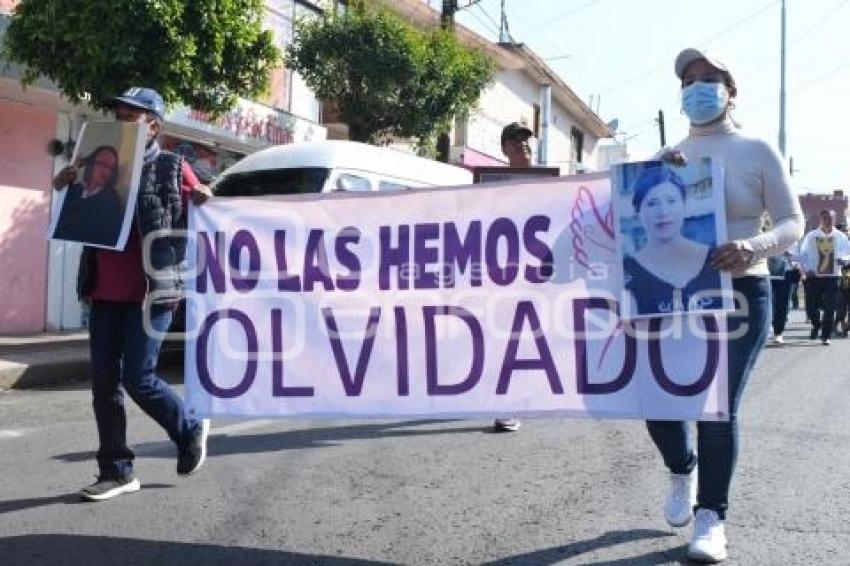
{"left": 672, "top": 119, "right": 804, "bottom": 278}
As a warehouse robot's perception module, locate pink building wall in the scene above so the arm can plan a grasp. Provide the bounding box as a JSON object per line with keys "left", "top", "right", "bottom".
{"left": 0, "top": 99, "right": 55, "bottom": 333}
{"left": 0, "top": 0, "right": 19, "bottom": 14}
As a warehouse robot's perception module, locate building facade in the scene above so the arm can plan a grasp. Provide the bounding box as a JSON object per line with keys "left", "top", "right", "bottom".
{"left": 374, "top": 0, "right": 621, "bottom": 172}
{"left": 0, "top": 1, "right": 329, "bottom": 333}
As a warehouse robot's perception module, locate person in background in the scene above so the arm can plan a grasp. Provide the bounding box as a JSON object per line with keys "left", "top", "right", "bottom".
{"left": 489, "top": 121, "right": 536, "bottom": 433}
{"left": 500, "top": 122, "right": 534, "bottom": 169}
{"left": 787, "top": 260, "right": 802, "bottom": 310}
{"left": 834, "top": 262, "right": 850, "bottom": 337}
{"left": 648, "top": 48, "right": 803, "bottom": 563}
{"left": 833, "top": 224, "right": 850, "bottom": 336}
{"left": 767, "top": 251, "right": 793, "bottom": 344}
{"left": 798, "top": 210, "right": 850, "bottom": 345}
{"left": 53, "top": 87, "right": 213, "bottom": 502}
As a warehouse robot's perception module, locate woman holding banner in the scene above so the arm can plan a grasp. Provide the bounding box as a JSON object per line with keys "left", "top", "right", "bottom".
{"left": 645, "top": 48, "right": 803, "bottom": 562}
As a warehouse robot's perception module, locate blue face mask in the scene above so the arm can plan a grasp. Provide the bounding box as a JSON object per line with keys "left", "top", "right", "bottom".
{"left": 681, "top": 81, "right": 729, "bottom": 125}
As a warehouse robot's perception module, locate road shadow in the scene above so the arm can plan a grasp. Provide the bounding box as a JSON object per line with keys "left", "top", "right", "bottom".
{"left": 483, "top": 529, "right": 680, "bottom": 565}
{"left": 53, "top": 419, "right": 480, "bottom": 463}
{"left": 766, "top": 337, "right": 835, "bottom": 347}
{"left": 0, "top": 534, "right": 391, "bottom": 566}
{"left": 0, "top": 484, "right": 174, "bottom": 516}
{"left": 578, "top": 544, "right": 690, "bottom": 565}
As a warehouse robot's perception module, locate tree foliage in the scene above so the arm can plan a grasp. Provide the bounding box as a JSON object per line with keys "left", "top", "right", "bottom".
{"left": 2, "top": 0, "right": 279, "bottom": 114}
{"left": 286, "top": 5, "right": 495, "bottom": 145}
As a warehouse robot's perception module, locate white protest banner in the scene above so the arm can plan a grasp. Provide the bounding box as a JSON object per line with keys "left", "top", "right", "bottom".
{"left": 183, "top": 173, "right": 728, "bottom": 420}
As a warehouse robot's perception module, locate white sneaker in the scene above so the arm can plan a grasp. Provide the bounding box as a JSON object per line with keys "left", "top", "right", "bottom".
{"left": 773, "top": 335, "right": 784, "bottom": 344}
{"left": 80, "top": 476, "right": 141, "bottom": 501}
{"left": 664, "top": 467, "right": 696, "bottom": 527}
{"left": 688, "top": 508, "right": 727, "bottom": 562}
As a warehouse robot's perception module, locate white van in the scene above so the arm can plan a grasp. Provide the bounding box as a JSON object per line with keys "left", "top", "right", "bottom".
{"left": 212, "top": 140, "right": 472, "bottom": 196}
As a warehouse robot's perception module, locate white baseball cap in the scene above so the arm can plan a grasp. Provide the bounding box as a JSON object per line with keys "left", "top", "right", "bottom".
{"left": 674, "top": 48, "right": 730, "bottom": 80}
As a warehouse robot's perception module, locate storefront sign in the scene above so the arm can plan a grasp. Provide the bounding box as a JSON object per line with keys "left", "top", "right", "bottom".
{"left": 166, "top": 98, "right": 326, "bottom": 151}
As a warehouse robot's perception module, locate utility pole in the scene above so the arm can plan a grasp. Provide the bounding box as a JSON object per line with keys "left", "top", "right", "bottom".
{"left": 499, "top": 0, "right": 512, "bottom": 43}
{"left": 778, "top": 0, "right": 787, "bottom": 156}
{"left": 656, "top": 110, "right": 666, "bottom": 148}
{"left": 437, "top": 0, "right": 459, "bottom": 161}
{"left": 442, "top": 0, "right": 458, "bottom": 30}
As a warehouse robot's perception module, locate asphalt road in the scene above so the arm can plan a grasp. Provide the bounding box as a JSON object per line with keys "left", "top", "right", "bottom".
{"left": 1, "top": 311, "right": 848, "bottom": 565}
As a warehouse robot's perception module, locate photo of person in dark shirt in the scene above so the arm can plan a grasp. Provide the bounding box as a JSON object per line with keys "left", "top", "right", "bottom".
{"left": 620, "top": 164, "right": 723, "bottom": 316}
{"left": 52, "top": 145, "right": 123, "bottom": 248}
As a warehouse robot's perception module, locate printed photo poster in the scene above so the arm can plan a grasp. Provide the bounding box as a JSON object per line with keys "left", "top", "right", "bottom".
{"left": 612, "top": 159, "right": 733, "bottom": 319}
{"left": 48, "top": 121, "right": 146, "bottom": 250}
{"left": 816, "top": 237, "right": 835, "bottom": 275}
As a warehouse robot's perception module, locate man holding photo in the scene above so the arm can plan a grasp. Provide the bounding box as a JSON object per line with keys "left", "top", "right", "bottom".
{"left": 799, "top": 209, "right": 850, "bottom": 345}
{"left": 53, "top": 87, "right": 213, "bottom": 501}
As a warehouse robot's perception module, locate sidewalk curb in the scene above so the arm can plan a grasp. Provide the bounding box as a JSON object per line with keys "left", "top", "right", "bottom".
{"left": 0, "top": 343, "right": 184, "bottom": 390}
{"left": 0, "top": 358, "right": 91, "bottom": 389}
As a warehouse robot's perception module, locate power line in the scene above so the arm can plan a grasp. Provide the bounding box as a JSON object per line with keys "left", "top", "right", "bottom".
{"left": 790, "top": 0, "right": 848, "bottom": 42}
{"left": 465, "top": 7, "right": 501, "bottom": 38}
{"left": 745, "top": 0, "right": 849, "bottom": 81}
{"left": 473, "top": 2, "right": 501, "bottom": 30}
{"left": 538, "top": 0, "right": 605, "bottom": 30}
{"left": 739, "top": 56, "right": 850, "bottom": 114}
{"left": 698, "top": 0, "right": 780, "bottom": 47}
{"left": 601, "top": 0, "right": 780, "bottom": 97}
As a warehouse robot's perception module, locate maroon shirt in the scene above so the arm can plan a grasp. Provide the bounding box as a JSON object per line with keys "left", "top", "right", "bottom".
{"left": 91, "top": 161, "right": 200, "bottom": 303}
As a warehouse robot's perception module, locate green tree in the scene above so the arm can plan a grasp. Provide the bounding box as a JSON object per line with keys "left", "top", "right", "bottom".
{"left": 286, "top": 4, "right": 494, "bottom": 148}
{"left": 2, "top": 0, "right": 279, "bottom": 114}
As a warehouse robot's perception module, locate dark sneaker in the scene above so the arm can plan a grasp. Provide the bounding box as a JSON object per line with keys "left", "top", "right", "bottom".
{"left": 493, "top": 418, "right": 521, "bottom": 432}
{"left": 177, "top": 418, "right": 210, "bottom": 476}
{"left": 80, "top": 476, "right": 141, "bottom": 501}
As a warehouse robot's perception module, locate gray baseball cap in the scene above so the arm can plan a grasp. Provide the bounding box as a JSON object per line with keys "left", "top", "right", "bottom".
{"left": 674, "top": 48, "right": 730, "bottom": 79}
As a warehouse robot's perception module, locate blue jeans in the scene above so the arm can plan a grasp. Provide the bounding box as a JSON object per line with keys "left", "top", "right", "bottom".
{"left": 645, "top": 276, "right": 769, "bottom": 520}
{"left": 90, "top": 301, "right": 199, "bottom": 480}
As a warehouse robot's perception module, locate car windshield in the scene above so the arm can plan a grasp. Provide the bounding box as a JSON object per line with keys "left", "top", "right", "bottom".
{"left": 213, "top": 168, "right": 330, "bottom": 197}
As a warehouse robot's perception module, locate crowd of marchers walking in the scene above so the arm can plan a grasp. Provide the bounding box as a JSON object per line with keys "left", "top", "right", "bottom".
{"left": 768, "top": 208, "right": 850, "bottom": 346}
{"left": 48, "top": 43, "right": 835, "bottom": 565}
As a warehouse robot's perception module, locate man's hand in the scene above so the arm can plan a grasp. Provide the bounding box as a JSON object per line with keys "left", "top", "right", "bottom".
{"left": 52, "top": 164, "right": 79, "bottom": 190}
{"left": 190, "top": 185, "right": 212, "bottom": 206}
{"left": 711, "top": 241, "right": 755, "bottom": 271}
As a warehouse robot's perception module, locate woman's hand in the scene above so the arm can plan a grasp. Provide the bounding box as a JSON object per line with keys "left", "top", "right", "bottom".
{"left": 711, "top": 241, "right": 755, "bottom": 271}
{"left": 659, "top": 149, "right": 686, "bottom": 166}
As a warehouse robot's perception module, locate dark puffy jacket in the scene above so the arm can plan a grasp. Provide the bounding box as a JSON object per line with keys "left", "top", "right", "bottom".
{"left": 77, "top": 151, "right": 185, "bottom": 303}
